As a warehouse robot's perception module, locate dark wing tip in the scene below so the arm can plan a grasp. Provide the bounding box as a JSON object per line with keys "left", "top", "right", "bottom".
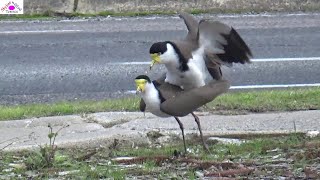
{"left": 217, "top": 28, "right": 253, "bottom": 64}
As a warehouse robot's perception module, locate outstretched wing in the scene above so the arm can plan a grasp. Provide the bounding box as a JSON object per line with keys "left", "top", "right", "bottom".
{"left": 198, "top": 20, "right": 252, "bottom": 66}
{"left": 179, "top": 12, "right": 199, "bottom": 41}
{"left": 160, "top": 80, "right": 230, "bottom": 117}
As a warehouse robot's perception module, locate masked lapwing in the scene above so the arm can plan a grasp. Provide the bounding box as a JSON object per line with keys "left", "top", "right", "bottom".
{"left": 149, "top": 12, "right": 252, "bottom": 90}
{"left": 135, "top": 75, "right": 230, "bottom": 153}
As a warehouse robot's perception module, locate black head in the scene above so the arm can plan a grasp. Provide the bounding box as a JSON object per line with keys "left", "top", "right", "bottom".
{"left": 149, "top": 42, "right": 168, "bottom": 54}
{"left": 135, "top": 75, "right": 151, "bottom": 83}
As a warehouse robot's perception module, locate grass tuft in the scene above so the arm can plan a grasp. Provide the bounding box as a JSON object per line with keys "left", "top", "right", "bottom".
{"left": 0, "top": 87, "right": 319, "bottom": 121}
{"left": 0, "top": 97, "right": 140, "bottom": 121}
{"left": 210, "top": 87, "right": 320, "bottom": 112}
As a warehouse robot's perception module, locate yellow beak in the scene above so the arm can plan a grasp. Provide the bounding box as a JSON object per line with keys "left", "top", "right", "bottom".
{"left": 135, "top": 79, "right": 146, "bottom": 93}
{"left": 136, "top": 86, "right": 142, "bottom": 94}
{"left": 150, "top": 53, "right": 161, "bottom": 70}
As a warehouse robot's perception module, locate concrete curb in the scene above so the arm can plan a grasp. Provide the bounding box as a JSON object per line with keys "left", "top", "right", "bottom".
{"left": 1, "top": 110, "right": 319, "bottom": 151}
{"left": 23, "top": 0, "right": 320, "bottom": 14}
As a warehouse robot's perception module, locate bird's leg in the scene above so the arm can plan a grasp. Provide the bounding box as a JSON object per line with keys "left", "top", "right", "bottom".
{"left": 174, "top": 117, "right": 187, "bottom": 154}
{"left": 191, "top": 112, "right": 210, "bottom": 153}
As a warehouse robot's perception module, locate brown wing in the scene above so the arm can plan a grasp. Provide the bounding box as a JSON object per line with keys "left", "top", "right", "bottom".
{"left": 160, "top": 80, "right": 230, "bottom": 117}
{"left": 157, "top": 81, "right": 184, "bottom": 100}
{"left": 198, "top": 20, "right": 252, "bottom": 66}
{"left": 205, "top": 61, "right": 223, "bottom": 80}
{"left": 179, "top": 12, "right": 199, "bottom": 41}
{"left": 172, "top": 40, "right": 198, "bottom": 60}
{"left": 153, "top": 73, "right": 166, "bottom": 84}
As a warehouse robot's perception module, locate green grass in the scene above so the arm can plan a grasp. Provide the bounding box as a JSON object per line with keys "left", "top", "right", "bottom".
{"left": 0, "top": 11, "right": 52, "bottom": 20}
{"left": 210, "top": 87, "right": 320, "bottom": 112}
{"left": 0, "top": 87, "right": 319, "bottom": 121}
{"left": 0, "top": 10, "right": 177, "bottom": 20}
{"left": 1, "top": 133, "right": 319, "bottom": 178}
{"left": 0, "top": 98, "right": 139, "bottom": 121}
{"left": 2, "top": 5, "right": 319, "bottom": 20}
{"left": 112, "top": 144, "right": 178, "bottom": 157}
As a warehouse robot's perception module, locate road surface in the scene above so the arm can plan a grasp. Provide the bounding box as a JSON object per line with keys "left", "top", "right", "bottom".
{"left": 0, "top": 13, "right": 320, "bottom": 105}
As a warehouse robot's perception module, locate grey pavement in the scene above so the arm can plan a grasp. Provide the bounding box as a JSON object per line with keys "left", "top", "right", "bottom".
{"left": 1, "top": 110, "right": 319, "bottom": 151}
{"left": 1, "top": 13, "right": 320, "bottom": 105}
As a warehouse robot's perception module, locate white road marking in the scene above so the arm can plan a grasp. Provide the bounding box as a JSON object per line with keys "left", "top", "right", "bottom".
{"left": 109, "top": 57, "right": 320, "bottom": 65}
{"left": 216, "top": 13, "right": 320, "bottom": 18}
{"left": 126, "top": 83, "right": 320, "bottom": 94}
{"left": 251, "top": 57, "right": 320, "bottom": 62}
{"left": 0, "top": 30, "right": 83, "bottom": 34}
{"left": 123, "top": 57, "right": 320, "bottom": 92}
{"left": 125, "top": 90, "right": 137, "bottom": 94}
{"left": 230, "top": 83, "right": 320, "bottom": 89}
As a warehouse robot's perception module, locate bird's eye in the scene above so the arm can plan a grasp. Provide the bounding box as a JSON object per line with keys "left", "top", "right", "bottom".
{"left": 158, "top": 52, "right": 161, "bottom": 55}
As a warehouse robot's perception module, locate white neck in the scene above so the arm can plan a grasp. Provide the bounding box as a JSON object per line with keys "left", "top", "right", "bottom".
{"left": 143, "top": 82, "right": 158, "bottom": 97}
{"left": 160, "top": 43, "right": 180, "bottom": 68}
{"left": 140, "top": 82, "right": 170, "bottom": 117}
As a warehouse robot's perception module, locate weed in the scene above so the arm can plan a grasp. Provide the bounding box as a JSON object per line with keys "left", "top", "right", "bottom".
{"left": 143, "top": 160, "right": 157, "bottom": 171}
{"left": 25, "top": 124, "right": 69, "bottom": 170}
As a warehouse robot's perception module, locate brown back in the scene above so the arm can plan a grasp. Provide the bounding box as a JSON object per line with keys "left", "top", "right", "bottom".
{"left": 160, "top": 80, "right": 230, "bottom": 116}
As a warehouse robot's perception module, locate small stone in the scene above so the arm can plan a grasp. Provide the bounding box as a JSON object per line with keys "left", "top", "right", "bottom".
{"left": 195, "top": 171, "right": 204, "bottom": 178}
{"left": 207, "top": 137, "right": 244, "bottom": 145}
{"left": 147, "top": 130, "right": 164, "bottom": 139}
{"left": 180, "top": 163, "right": 187, "bottom": 167}
{"left": 58, "top": 170, "right": 80, "bottom": 176}
{"left": 157, "top": 135, "right": 174, "bottom": 145}
{"left": 266, "top": 148, "right": 281, "bottom": 153}
{"left": 9, "top": 163, "right": 26, "bottom": 170}
{"left": 272, "top": 154, "right": 282, "bottom": 159}
{"left": 25, "top": 171, "right": 37, "bottom": 177}
{"left": 3, "top": 168, "right": 13, "bottom": 172}
{"left": 306, "top": 131, "right": 319, "bottom": 138}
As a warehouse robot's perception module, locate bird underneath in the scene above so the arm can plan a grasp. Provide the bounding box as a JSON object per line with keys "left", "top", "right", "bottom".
{"left": 135, "top": 75, "right": 189, "bottom": 152}
{"left": 149, "top": 12, "right": 252, "bottom": 90}
{"left": 135, "top": 75, "right": 230, "bottom": 153}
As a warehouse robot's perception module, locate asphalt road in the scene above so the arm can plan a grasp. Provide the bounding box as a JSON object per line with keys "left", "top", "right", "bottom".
{"left": 0, "top": 13, "right": 320, "bottom": 105}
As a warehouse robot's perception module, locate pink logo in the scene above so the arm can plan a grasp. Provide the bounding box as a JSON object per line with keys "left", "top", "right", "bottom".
{"left": 0, "top": 1, "right": 23, "bottom": 14}
{"left": 8, "top": 5, "right": 15, "bottom": 11}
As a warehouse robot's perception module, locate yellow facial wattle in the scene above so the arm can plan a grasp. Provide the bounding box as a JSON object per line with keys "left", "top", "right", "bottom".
{"left": 135, "top": 79, "right": 147, "bottom": 93}
{"left": 150, "top": 53, "right": 161, "bottom": 69}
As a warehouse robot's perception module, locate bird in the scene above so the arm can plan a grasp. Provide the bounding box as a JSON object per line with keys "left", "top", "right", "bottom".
{"left": 149, "top": 12, "right": 252, "bottom": 90}
{"left": 135, "top": 74, "right": 230, "bottom": 153}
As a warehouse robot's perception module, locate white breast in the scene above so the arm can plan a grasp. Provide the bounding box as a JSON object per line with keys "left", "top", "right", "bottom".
{"left": 141, "top": 83, "right": 171, "bottom": 118}
{"left": 164, "top": 47, "right": 212, "bottom": 90}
